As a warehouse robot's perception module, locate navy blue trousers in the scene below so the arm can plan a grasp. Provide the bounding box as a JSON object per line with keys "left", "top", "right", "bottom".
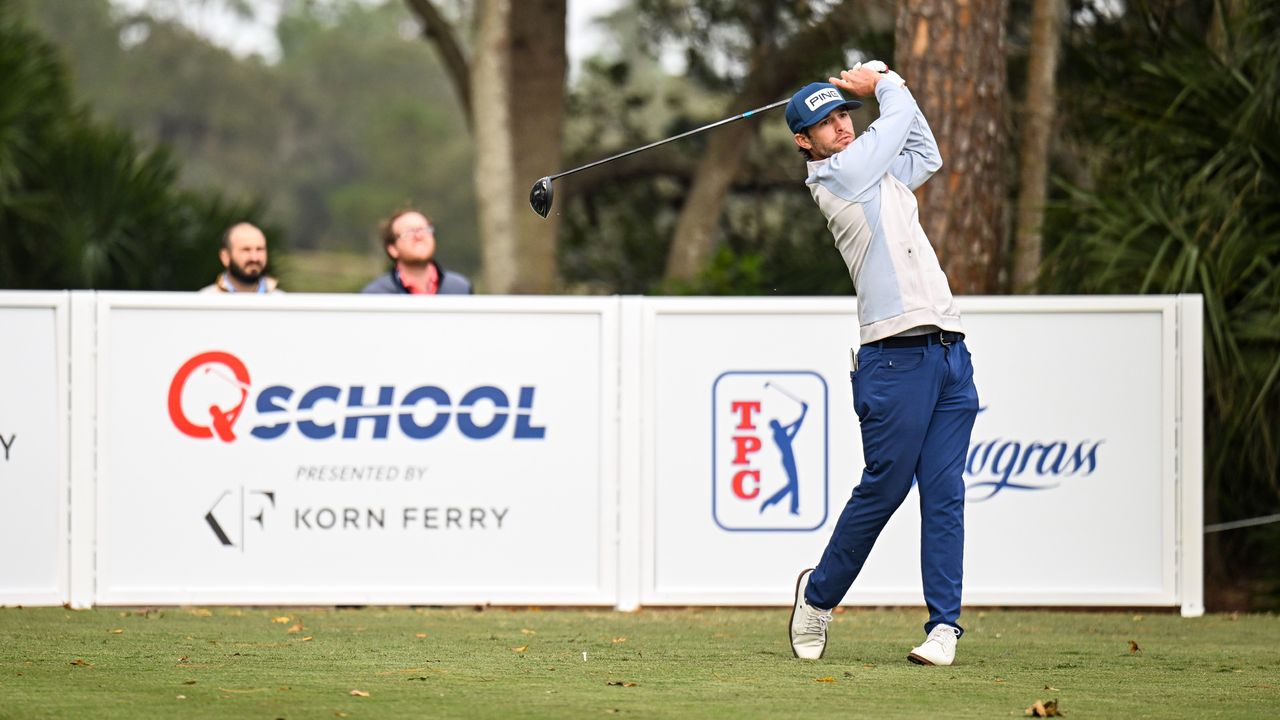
{"left": 806, "top": 338, "right": 978, "bottom": 636}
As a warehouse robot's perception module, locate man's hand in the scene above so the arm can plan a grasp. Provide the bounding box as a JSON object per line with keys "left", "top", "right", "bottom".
{"left": 831, "top": 60, "right": 906, "bottom": 96}
{"left": 829, "top": 65, "right": 880, "bottom": 97}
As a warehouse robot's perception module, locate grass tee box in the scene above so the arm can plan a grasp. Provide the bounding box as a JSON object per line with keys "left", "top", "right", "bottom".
{"left": 1, "top": 607, "right": 1273, "bottom": 719}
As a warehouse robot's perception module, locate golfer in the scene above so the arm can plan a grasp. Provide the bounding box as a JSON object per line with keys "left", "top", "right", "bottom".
{"left": 785, "top": 62, "right": 979, "bottom": 666}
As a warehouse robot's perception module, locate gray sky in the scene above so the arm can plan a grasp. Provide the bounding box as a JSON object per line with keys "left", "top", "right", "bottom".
{"left": 109, "top": 0, "right": 625, "bottom": 68}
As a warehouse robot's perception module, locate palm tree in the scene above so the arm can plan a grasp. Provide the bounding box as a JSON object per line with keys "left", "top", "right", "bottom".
{"left": 1044, "top": 1, "right": 1280, "bottom": 604}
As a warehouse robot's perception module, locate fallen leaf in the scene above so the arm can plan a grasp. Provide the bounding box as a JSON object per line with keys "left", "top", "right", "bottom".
{"left": 521, "top": 628, "right": 537, "bottom": 636}
{"left": 1044, "top": 685, "right": 1059, "bottom": 692}
{"left": 109, "top": 628, "right": 124, "bottom": 634}
{"left": 995, "top": 677, "right": 1006, "bottom": 684}
{"left": 336, "top": 713, "right": 350, "bottom": 718}
{"left": 1025, "top": 699, "right": 1062, "bottom": 717}
{"left": 415, "top": 633, "right": 428, "bottom": 639}
{"left": 189, "top": 608, "right": 212, "bottom": 617}
{"left": 70, "top": 659, "right": 92, "bottom": 667}
{"left": 1128, "top": 640, "right": 1142, "bottom": 654}
{"left": 287, "top": 624, "right": 304, "bottom": 634}
{"left": 833, "top": 606, "right": 846, "bottom": 614}
{"left": 272, "top": 616, "right": 291, "bottom": 624}
{"left": 183, "top": 680, "right": 197, "bottom": 685}
{"left": 863, "top": 664, "right": 875, "bottom": 669}
{"left": 176, "top": 695, "right": 187, "bottom": 700}
{"left": 611, "top": 637, "right": 627, "bottom": 644}
{"left": 302, "top": 636, "right": 314, "bottom": 642}
{"left": 349, "top": 689, "right": 370, "bottom": 698}
{"left": 815, "top": 677, "right": 835, "bottom": 683}
{"left": 512, "top": 646, "right": 529, "bottom": 653}
{"left": 1132, "top": 614, "right": 1145, "bottom": 622}
{"left": 177, "top": 656, "right": 190, "bottom": 664}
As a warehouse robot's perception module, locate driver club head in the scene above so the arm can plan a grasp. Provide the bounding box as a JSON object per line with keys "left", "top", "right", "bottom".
{"left": 529, "top": 177, "right": 554, "bottom": 218}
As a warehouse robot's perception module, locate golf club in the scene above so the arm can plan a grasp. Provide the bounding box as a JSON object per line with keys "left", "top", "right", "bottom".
{"left": 529, "top": 98, "right": 789, "bottom": 218}
{"left": 764, "top": 381, "right": 805, "bottom": 407}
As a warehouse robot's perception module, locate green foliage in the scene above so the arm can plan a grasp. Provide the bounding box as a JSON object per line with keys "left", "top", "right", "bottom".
{"left": 0, "top": 0, "right": 266, "bottom": 290}
{"left": 19, "top": 0, "right": 479, "bottom": 279}
{"left": 1043, "top": 1, "right": 1280, "bottom": 600}
{"left": 558, "top": 1, "right": 889, "bottom": 296}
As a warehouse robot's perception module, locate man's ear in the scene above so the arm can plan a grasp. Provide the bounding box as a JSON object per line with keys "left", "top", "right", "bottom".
{"left": 386, "top": 243, "right": 400, "bottom": 262}
{"left": 218, "top": 248, "right": 230, "bottom": 268}
{"left": 794, "top": 131, "right": 813, "bottom": 151}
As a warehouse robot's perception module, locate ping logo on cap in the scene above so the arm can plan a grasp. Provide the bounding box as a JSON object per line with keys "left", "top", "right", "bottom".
{"left": 804, "top": 88, "right": 842, "bottom": 111}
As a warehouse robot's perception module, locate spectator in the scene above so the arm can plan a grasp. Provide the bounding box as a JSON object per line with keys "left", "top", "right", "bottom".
{"left": 361, "top": 209, "right": 473, "bottom": 294}
{"left": 200, "top": 222, "right": 281, "bottom": 293}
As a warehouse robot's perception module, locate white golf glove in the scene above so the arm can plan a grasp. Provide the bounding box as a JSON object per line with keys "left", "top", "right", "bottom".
{"left": 853, "top": 59, "right": 906, "bottom": 88}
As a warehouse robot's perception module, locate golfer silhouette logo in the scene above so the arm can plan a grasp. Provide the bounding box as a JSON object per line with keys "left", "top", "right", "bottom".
{"left": 712, "top": 371, "right": 829, "bottom": 532}
{"left": 168, "top": 351, "right": 252, "bottom": 442}
{"left": 760, "top": 382, "right": 809, "bottom": 515}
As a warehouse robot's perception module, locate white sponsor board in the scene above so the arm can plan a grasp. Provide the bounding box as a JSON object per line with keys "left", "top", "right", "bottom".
{"left": 8, "top": 292, "right": 1202, "bottom": 613}
{"left": 94, "top": 294, "right": 618, "bottom": 605}
{"left": 0, "top": 293, "right": 68, "bottom": 606}
{"left": 639, "top": 296, "right": 1200, "bottom": 612}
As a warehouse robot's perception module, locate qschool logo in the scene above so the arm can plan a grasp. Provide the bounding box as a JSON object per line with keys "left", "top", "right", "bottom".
{"left": 167, "top": 350, "right": 546, "bottom": 443}
{"left": 712, "top": 371, "right": 828, "bottom": 532}
{"left": 805, "top": 88, "right": 842, "bottom": 111}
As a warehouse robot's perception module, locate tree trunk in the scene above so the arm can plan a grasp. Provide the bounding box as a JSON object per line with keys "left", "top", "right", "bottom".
{"left": 662, "top": 0, "right": 892, "bottom": 285}
{"left": 403, "top": 0, "right": 472, "bottom": 123}
{"left": 1012, "top": 0, "right": 1063, "bottom": 292}
{"left": 509, "top": 0, "right": 566, "bottom": 293}
{"left": 896, "top": 0, "right": 1007, "bottom": 294}
{"left": 472, "top": 0, "right": 518, "bottom": 293}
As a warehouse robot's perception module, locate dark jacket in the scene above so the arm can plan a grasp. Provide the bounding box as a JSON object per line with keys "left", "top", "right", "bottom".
{"left": 360, "top": 263, "right": 473, "bottom": 295}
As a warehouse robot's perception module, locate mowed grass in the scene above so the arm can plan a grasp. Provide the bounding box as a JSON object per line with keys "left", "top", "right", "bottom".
{"left": 0, "top": 606, "right": 1275, "bottom": 719}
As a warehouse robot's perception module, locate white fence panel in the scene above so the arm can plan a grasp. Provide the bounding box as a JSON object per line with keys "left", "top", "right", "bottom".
{"left": 638, "top": 296, "right": 1199, "bottom": 614}
{"left": 93, "top": 293, "right": 619, "bottom": 606}
{"left": 2, "top": 292, "right": 1203, "bottom": 614}
{"left": 0, "top": 292, "right": 69, "bottom": 606}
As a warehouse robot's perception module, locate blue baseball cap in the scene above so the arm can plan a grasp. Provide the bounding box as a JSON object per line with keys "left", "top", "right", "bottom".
{"left": 785, "top": 82, "right": 863, "bottom": 133}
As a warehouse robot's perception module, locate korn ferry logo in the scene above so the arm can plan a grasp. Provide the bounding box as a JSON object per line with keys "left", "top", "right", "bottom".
{"left": 167, "top": 350, "right": 546, "bottom": 442}
{"left": 712, "top": 371, "right": 828, "bottom": 532}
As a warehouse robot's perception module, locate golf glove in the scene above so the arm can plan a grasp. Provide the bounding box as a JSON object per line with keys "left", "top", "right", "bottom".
{"left": 854, "top": 59, "right": 907, "bottom": 88}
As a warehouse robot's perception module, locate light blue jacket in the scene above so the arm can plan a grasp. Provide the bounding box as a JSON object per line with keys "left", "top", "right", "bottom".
{"left": 805, "top": 80, "right": 963, "bottom": 344}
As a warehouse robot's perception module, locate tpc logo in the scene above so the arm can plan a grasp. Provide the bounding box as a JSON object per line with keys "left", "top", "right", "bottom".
{"left": 167, "top": 350, "right": 546, "bottom": 443}
{"left": 712, "top": 371, "right": 828, "bottom": 532}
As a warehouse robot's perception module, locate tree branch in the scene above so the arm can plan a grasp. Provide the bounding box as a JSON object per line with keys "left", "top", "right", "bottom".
{"left": 403, "top": 0, "right": 472, "bottom": 123}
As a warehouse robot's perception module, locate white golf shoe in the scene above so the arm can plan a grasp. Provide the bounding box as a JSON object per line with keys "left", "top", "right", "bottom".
{"left": 907, "top": 623, "right": 960, "bottom": 666}
{"left": 789, "top": 568, "right": 831, "bottom": 659}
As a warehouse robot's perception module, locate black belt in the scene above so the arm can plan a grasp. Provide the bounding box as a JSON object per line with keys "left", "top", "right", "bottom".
{"left": 868, "top": 330, "right": 964, "bottom": 348}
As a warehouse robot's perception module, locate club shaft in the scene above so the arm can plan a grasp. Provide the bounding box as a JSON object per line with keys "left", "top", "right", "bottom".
{"left": 548, "top": 99, "right": 788, "bottom": 183}
{"left": 766, "top": 382, "right": 804, "bottom": 405}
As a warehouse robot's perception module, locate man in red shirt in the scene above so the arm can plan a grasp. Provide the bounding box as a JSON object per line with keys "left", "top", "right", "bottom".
{"left": 361, "top": 209, "right": 473, "bottom": 294}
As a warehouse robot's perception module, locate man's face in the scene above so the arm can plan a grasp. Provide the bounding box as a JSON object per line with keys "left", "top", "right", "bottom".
{"left": 794, "top": 108, "right": 855, "bottom": 160}
{"left": 220, "top": 225, "right": 268, "bottom": 283}
{"left": 388, "top": 211, "right": 436, "bottom": 265}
